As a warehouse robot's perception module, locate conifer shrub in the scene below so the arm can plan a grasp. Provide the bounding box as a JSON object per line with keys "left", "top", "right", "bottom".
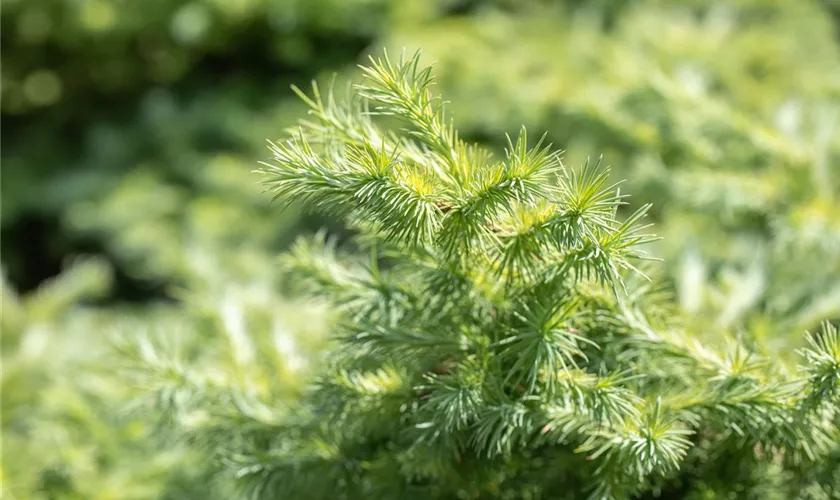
{"left": 0, "top": 253, "right": 329, "bottom": 498}
{"left": 0, "top": 159, "right": 329, "bottom": 498}
{"left": 118, "top": 51, "right": 839, "bottom": 499}
{"left": 5, "top": 2, "right": 839, "bottom": 498}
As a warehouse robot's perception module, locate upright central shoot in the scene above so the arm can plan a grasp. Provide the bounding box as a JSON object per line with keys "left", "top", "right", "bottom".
{"left": 255, "top": 51, "right": 838, "bottom": 499}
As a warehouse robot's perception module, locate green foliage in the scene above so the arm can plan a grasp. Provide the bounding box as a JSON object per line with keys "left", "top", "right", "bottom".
{"left": 1, "top": 253, "right": 330, "bottom": 498}
{"left": 0, "top": 260, "right": 213, "bottom": 499}
{"left": 4, "top": 1, "right": 840, "bottom": 498}
{"left": 0, "top": 152, "right": 330, "bottom": 498}
{"left": 117, "top": 52, "right": 839, "bottom": 500}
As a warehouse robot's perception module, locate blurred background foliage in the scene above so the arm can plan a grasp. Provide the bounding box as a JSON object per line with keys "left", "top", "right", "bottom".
{"left": 2, "top": 0, "right": 839, "bottom": 498}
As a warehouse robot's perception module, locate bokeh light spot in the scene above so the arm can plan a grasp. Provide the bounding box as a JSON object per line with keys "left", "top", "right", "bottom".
{"left": 81, "top": 0, "right": 117, "bottom": 32}
{"left": 171, "top": 3, "right": 212, "bottom": 45}
{"left": 23, "top": 70, "right": 63, "bottom": 107}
